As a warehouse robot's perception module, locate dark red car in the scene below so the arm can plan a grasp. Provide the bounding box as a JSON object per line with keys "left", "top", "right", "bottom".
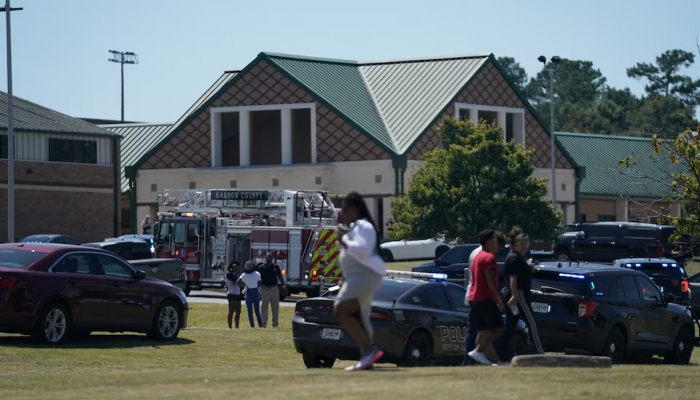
{"left": 0, "top": 243, "right": 188, "bottom": 344}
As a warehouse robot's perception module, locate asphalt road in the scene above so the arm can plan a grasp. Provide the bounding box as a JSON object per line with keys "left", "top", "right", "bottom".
{"left": 186, "top": 290, "right": 300, "bottom": 306}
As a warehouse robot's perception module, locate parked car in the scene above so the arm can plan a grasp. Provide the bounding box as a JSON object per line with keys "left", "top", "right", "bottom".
{"left": 293, "top": 276, "right": 532, "bottom": 368}
{"left": 689, "top": 272, "right": 700, "bottom": 318}
{"left": 380, "top": 238, "right": 452, "bottom": 262}
{"left": 564, "top": 223, "right": 592, "bottom": 233}
{"left": 530, "top": 261, "right": 694, "bottom": 364}
{"left": 82, "top": 240, "right": 187, "bottom": 294}
{"left": 613, "top": 258, "right": 691, "bottom": 306}
{"left": 553, "top": 222, "right": 675, "bottom": 263}
{"left": 106, "top": 234, "right": 156, "bottom": 256}
{"left": 0, "top": 243, "right": 188, "bottom": 344}
{"left": 20, "top": 234, "right": 78, "bottom": 245}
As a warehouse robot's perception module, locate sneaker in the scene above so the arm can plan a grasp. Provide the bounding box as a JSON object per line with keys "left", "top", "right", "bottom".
{"left": 357, "top": 346, "right": 384, "bottom": 370}
{"left": 468, "top": 350, "right": 493, "bottom": 366}
{"left": 344, "top": 363, "right": 362, "bottom": 371}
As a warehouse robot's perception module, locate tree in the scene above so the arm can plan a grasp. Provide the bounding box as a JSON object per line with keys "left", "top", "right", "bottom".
{"left": 627, "top": 49, "right": 700, "bottom": 107}
{"left": 389, "top": 117, "right": 562, "bottom": 243}
{"left": 628, "top": 95, "right": 696, "bottom": 138}
{"left": 497, "top": 56, "right": 528, "bottom": 91}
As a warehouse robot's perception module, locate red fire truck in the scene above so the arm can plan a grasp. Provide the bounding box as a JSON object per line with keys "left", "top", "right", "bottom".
{"left": 153, "top": 189, "right": 342, "bottom": 297}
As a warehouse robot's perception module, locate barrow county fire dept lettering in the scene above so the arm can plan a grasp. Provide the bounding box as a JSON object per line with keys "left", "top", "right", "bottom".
{"left": 439, "top": 326, "right": 467, "bottom": 352}
{"left": 211, "top": 190, "right": 269, "bottom": 201}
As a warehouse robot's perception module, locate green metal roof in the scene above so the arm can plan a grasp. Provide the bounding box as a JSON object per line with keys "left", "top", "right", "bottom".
{"left": 265, "top": 52, "right": 490, "bottom": 154}
{"left": 101, "top": 123, "right": 174, "bottom": 192}
{"left": 0, "top": 91, "right": 120, "bottom": 137}
{"left": 555, "top": 132, "right": 686, "bottom": 198}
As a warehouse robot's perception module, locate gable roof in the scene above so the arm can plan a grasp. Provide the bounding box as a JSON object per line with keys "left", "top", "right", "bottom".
{"left": 101, "top": 123, "right": 174, "bottom": 192}
{"left": 555, "top": 132, "right": 686, "bottom": 198}
{"left": 265, "top": 52, "right": 489, "bottom": 154}
{"left": 0, "top": 91, "right": 120, "bottom": 137}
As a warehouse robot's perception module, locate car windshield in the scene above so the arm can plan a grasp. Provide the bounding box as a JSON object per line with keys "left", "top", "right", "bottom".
{"left": 532, "top": 270, "right": 589, "bottom": 296}
{"left": 322, "top": 280, "right": 415, "bottom": 302}
{"left": 622, "top": 262, "right": 685, "bottom": 278}
{"left": 21, "top": 235, "right": 52, "bottom": 243}
{"left": 0, "top": 249, "right": 49, "bottom": 268}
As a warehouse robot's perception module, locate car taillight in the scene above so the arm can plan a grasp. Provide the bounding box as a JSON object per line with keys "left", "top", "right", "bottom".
{"left": 656, "top": 243, "right": 664, "bottom": 257}
{"left": 578, "top": 301, "right": 598, "bottom": 318}
{"left": 681, "top": 280, "right": 689, "bottom": 293}
{"left": 295, "top": 304, "right": 314, "bottom": 315}
{"left": 370, "top": 310, "right": 392, "bottom": 322}
{"left": 0, "top": 276, "right": 17, "bottom": 290}
{"left": 311, "top": 270, "right": 317, "bottom": 281}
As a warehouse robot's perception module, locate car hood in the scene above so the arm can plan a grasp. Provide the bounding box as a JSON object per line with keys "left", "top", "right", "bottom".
{"left": 411, "top": 263, "right": 435, "bottom": 272}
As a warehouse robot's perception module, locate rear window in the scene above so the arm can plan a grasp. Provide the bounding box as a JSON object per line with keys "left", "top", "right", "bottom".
{"left": 622, "top": 262, "right": 685, "bottom": 278}
{"left": 374, "top": 280, "right": 414, "bottom": 302}
{"left": 532, "top": 270, "right": 589, "bottom": 296}
{"left": 0, "top": 249, "right": 49, "bottom": 268}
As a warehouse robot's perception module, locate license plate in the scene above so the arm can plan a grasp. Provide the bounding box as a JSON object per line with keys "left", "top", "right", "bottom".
{"left": 531, "top": 302, "right": 550, "bottom": 313}
{"left": 321, "top": 328, "right": 342, "bottom": 340}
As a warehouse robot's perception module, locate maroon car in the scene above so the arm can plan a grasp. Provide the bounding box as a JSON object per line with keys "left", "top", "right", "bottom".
{"left": 0, "top": 243, "right": 188, "bottom": 344}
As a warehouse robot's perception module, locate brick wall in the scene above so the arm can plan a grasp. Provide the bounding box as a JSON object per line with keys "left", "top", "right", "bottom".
{"left": 0, "top": 161, "right": 113, "bottom": 188}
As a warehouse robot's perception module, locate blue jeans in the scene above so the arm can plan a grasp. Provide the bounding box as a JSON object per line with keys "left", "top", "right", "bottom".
{"left": 245, "top": 288, "right": 263, "bottom": 327}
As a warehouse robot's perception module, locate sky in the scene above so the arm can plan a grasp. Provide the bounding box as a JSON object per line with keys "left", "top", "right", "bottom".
{"left": 1, "top": 0, "right": 699, "bottom": 123}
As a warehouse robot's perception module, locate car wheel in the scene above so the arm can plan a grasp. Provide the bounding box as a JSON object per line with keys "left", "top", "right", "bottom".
{"left": 380, "top": 249, "right": 394, "bottom": 262}
{"left": 512, "top": 332, "right": 528, "bottom": 356}
{"left": 435, "top": 245, "right": 449, "bottom": 259}
{"left": 147, "top": 300, "right": 182, "bottom": 341}
{"left": 34, "top": 302, "right": 71, "bottom": 345}
{"left": 302, "top": 354, "right": 336, "bottom": 368}
{"left": 554, "top": 250, "right": 570, "bottom": 262}
{"left": 602, "top": 327, "right": 626, "bottom": 364}
{"left": 398, "top": 330, "right": 433, "bottom": 367}
{"left": 665, "top": 326, "right": 693, "bottom": 365}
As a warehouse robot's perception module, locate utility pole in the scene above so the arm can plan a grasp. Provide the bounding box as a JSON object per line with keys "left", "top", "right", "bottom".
{"left": 538, "top": 55, "right": 561, "bottom": 208}
{"left": 1, "top": 0, "right": 22, "bottom": 243}
{"left": 108, "top": 50, "right": 138, "bottom": 122}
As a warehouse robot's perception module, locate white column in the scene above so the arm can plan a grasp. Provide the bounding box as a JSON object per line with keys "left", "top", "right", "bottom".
{"left": 615, "top": 198, "right": 629, "bottom": 222}
{"left": 469, "top": 109, "right": 478, "bottom": 125}
{"left": 281, "top": 108, "right": 292, "bottom": 164}
{"left": 239, "top": 111, "right": 250, "bottom": 167}
{"left": 210, "top": 111, "right": 222, "bottom": 167}
{"left": 310, "top": 105, "right": 317, "bottom": 163}
{"left": 514, "top": 113, "right": 525, "bottom": 144}
{"left": 497, "top": 111, "right": 507, "bottom": 143}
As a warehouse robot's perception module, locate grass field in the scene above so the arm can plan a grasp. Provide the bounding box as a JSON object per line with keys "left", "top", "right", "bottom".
{"left": 1, "top": 303, "right": 699, "bottom": 400}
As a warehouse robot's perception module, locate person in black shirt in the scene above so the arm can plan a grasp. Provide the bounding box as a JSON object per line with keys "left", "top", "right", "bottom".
{"left": 495, "top": 226, "right": 545, "bottom": 363}
{"left": 258, "top": 253, "right": 286, "bottom": 328}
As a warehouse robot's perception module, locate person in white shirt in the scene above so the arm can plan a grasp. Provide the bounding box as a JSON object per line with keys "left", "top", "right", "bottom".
{"left": 333, "top": 192, "right": 386, "bottom": 371}
{"left": 237, "top": 261, "right": 263, "bottom": 328}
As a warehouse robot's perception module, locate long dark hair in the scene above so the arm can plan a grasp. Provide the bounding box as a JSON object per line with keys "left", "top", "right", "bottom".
{"left": 342, "top": 192, "right": 381, "bottom": 254}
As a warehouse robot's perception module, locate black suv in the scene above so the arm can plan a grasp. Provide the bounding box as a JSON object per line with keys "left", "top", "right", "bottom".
{"left": 553, "top": 222, "right": 675, "bottom": 263}
{"left": 530, "top": 262, "right": 694, "bottom": 364}
{"left": 613, "top": 258, "right": 691, "bottom": 306}
{"left": 82, "top": 240, "right": 154, "bottom": 261}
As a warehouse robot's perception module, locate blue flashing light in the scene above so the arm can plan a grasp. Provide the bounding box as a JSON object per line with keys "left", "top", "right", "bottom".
{"left": 680, "top": 268, "right": 686, "bottom": 274}
{"left": 431, "top": 273, "right": 447, "bottom": 282}
{"left": 662, "top": 263, "right": 668, "bottom": 267}
{"left": 672, "top": 264, "right": 678, "bottom": 268}
{"left": 560, "top": 273, "right": 585, "bottom": 279}
{"left": 635, "top": 264, "right": 642, "bottom": 268}
{"left": 590, "top": 282, "right": 595, "bottom": 289}
{"left": 625, "top": 263, "right": 632, "bottom": 268}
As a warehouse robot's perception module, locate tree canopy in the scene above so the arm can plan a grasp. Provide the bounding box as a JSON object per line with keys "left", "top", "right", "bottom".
{"left": 389, "top": 117, "right": 562, "bottom": 243}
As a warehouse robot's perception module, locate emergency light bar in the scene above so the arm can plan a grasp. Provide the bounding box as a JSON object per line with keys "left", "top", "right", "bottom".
{"left": 386, "top": 270, "right": 448, "bottom": 282}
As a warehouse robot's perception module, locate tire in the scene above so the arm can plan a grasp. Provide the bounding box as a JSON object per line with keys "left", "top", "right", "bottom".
{"left": 380, "top": 249, "right": 394, "bottom": 262}
{"left": 601, "top": 327, "right": 626, "bottom": 364}
{"left": 554, "top": 249, "right": 570, "bottom": 262}
{"left": 512, "top": 332, "right": 528, "bottom": 356}
{"left": 665, "top": 326, "right": 693, "bottom": 365}
{"left": 302, "top": 354, "right": 336, "bottom": 368}
{"left": 33, "top": 302, "right": 71, "bottom": 345}
{"left": 435, "top": 245, "right": 449, "bottom": 259}
{"left": 398, "top": 330, "right": 433, "bottom": 367}
{"left": 147, "top": 300, "right": 183, "bottom": 341}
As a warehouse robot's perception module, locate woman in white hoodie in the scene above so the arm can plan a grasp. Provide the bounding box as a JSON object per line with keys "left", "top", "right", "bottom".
{"left": 333, "top": 192, "right": 386, "bottom": 371}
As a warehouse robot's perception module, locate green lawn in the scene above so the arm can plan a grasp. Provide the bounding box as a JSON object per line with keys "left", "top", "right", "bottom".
{"left": 1, "top": 305, "right": 698, "bottom": 400}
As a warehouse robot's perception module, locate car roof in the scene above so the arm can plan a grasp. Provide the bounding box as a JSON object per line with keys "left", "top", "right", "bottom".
{"left": 615, "top": 258, "right": 678, "bottom": 264}
{"left": 87, "top": 240, "right": 146, "bottom": 246}
{"left": 0, "top": 243, "right": 91, "bottom": 252}
{"left": 591, "top": 222, "right": 674, "bottom": 229}
{"left": 536, "top": 261, "right": 641, "bottom": 275}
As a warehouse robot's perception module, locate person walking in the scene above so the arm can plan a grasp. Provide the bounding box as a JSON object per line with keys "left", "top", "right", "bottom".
{"left": 259, "top": 253, "right": 286, "bottom": 328}
{"left": 463, "top": 232, "right": 506, "bottom": 366}
{"left": 467, "top": 229, "right": 505, "bottom": 366}
{"left": 496, "top": 226, "right": 545, "bottom": 360}
{"left": 238, "top": 261, "right": 263, "bottom": 328}
{"left": 226, "top": 262, "right": 243, "bottom": 329}
{"left": 333, "top": 192, "right": 386, "bottom": 371}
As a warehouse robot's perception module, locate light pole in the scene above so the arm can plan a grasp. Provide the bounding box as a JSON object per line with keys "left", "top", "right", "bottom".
{"left": 538, "top": 55, "right": 561, "bottom": 208}
{"left": 1, "top": 0, "right": 22, "bottom": 243}
{"left": 108, "top": 50, "right": 138, "bottom": 122}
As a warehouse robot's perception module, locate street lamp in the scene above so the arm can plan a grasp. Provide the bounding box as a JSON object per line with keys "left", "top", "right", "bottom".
{"left": 108, "top": 50, "right": 138, "bottom": 122}
{"left": 1, "top": 0, "right": 22, "bottom": 243}
{"left": 538, "top": 55, "right": 561, "bottom": 208}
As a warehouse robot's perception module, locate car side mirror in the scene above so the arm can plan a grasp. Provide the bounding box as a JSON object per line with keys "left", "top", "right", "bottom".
{"left": 575, "top": 231, "right": 586, "bottom": 239}
{"left": 135, "top": 270, "right": 147, "bottom": 280}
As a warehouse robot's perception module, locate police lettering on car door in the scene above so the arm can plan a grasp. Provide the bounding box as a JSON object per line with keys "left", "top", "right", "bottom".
{"left": 439, "top": 326, "right": 466, "bottom": 352}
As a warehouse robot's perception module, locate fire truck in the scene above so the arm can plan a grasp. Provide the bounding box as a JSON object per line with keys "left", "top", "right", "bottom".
{"left": 152, "top": 189, "right": 342, "bottom": 297}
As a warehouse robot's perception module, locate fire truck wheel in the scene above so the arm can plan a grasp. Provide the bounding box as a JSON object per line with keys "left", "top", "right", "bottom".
{"left": 147, "top": 300, "right": 183, "bottom": 341}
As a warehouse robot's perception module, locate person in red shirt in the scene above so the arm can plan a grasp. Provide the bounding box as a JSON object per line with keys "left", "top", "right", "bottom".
{"left": 467, "top": 229, "right": 505, "bottom": 366}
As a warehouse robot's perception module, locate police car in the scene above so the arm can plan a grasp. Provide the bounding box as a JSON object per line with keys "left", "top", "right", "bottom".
{"left": 292, "top": 271, "right": 531, "bottom": 368}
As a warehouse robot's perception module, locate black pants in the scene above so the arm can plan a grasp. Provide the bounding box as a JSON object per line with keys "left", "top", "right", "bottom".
{"left": 494, "top": 290, "right": 544, "bottom": 362}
